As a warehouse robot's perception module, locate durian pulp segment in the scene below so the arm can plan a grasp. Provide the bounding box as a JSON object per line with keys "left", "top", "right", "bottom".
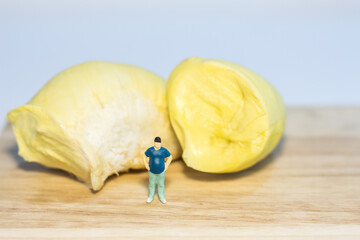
{"left": 6, "top": 61, "right": 181, "bottom": 191}
{"left": 167, "top": 57, "right": 286, "bottom": 173}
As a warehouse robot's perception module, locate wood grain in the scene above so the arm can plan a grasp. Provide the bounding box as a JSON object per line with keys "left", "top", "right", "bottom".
{"left": 0, "top": 107, "right": 359, "bottom": 239}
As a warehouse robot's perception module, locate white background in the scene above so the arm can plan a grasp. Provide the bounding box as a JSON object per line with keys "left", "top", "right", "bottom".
{"left": 1, "top": 0, "right": 360, "bottom": 131}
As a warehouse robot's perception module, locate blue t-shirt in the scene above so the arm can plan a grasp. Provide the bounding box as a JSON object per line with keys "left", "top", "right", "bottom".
{"left": 145, "top": 146, "right": 171, "bottom": 174}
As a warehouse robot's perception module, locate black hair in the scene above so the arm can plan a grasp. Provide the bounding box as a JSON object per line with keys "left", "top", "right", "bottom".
{"left": 154, "top": 136, "right": 161, "bottom": 143}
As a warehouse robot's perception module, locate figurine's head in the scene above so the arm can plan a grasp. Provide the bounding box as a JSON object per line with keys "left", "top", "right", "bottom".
{"left": 154, "top": 136, "right": 161, "bottom": 149}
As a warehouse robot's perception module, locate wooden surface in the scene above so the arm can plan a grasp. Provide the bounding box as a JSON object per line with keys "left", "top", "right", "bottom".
{"left": 0, "top": 107, "right": 359, "bottom": 239}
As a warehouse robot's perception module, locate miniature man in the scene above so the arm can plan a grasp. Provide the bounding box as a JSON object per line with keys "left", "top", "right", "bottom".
{"left": 144, "top": 136, "right": 173, "bottom": 204}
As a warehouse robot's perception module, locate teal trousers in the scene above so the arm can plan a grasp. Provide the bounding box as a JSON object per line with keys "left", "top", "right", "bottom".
{"left": 148, "top": 170, "right": 165, "bottom": 200}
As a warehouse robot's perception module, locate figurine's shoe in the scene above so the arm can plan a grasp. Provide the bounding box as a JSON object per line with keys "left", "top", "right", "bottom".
{"left": 146, "top": 197, "right": 154, "bottom": 203}
{"left": 159, "top": 198, "right": 167, "bottom": 204}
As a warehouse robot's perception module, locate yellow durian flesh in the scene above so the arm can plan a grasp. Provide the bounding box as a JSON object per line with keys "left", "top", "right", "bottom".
{"left": 167, "top": 57, "right": 286, "bottom": 173}
{"left": 6, "top": 61, "right": 181, "bottom": 191}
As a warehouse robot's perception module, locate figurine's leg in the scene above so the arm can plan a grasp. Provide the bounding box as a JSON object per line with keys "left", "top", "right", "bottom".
{"left": 148, "top": 171, "right": 156, "bottom": 201}
{"left": 157, "top": 171, "right": 166, "bottom": 203}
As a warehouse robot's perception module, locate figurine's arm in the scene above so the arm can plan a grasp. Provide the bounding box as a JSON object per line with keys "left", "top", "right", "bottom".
{"left": 144, "top": 156, "right": 150, "bottom": 171}
{"left": 164, "top": 155, "right": 173, "bottom": 171}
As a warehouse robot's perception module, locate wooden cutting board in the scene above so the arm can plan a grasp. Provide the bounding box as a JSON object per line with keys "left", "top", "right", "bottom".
{"left": 0, "top": 107, "right": 359, "bottom": 239}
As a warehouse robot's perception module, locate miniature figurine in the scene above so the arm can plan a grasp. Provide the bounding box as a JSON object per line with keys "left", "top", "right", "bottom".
{"left": 144, "top": 137, "right": 173, "bottom": 204}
